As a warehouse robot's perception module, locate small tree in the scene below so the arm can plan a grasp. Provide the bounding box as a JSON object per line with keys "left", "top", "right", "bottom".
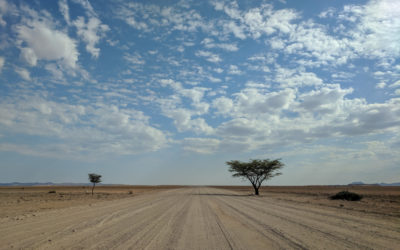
{"left": 226, "top": 159, "right": 284, "bottom": 195}
{"left": 88, "top": 173, "right": 102, "bottom": 196}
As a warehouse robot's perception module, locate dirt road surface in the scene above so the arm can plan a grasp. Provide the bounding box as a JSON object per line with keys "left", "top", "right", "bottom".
{"left": 1, "top": 187, "right": 399, "bottom": 249}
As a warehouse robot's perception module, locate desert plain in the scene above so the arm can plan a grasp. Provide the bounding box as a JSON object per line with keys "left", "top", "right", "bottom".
{"left": 0, "top": 185, "right": 399, "bottom": 249}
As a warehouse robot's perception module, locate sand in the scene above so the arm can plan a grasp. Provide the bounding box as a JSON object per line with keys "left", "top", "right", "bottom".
{"left": 0, "top": 186, "right": 399, "bottom": 249}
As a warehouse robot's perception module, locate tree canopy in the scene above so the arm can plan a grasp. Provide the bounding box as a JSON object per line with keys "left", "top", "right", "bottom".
{"left": 226, "top": 159, "right": 284, "bottom": 195}
{"left": 88, "top": 173, "right": 102, "bottom": 195}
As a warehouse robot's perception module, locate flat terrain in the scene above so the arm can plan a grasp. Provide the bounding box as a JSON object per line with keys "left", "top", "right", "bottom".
{"left": 0, "top": 186, "right": 399, "bottom": 249}
{"left": 0, "top": 185, "right": 183, "bottom": 219}
{"left": 215, "top": 185, "right": 400, "bottom": 217}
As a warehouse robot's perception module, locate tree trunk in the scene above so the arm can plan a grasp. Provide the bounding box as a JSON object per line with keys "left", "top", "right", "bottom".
{"left": 92, "top": 183, "right": 95, "bottom": 196}
{"left": 254, "top": 187, "right": 259, "bottom": 195}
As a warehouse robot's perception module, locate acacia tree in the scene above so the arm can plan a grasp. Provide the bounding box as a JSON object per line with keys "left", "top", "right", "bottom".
{"left": 88, "top": 173, "right": 102, "bottom": 195}
{"left": 226, "top": 159, "right": 284, "bottom": 195}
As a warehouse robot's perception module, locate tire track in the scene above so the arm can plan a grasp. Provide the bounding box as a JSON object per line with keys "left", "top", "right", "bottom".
{"left": 1, "top": 187, "right": 399, "bottom": 250}
{"left": 225, "top": 193, "right": 400, "bottom": 246}
{"left": 217, "top": 195, "right": 372, "bottom": 249}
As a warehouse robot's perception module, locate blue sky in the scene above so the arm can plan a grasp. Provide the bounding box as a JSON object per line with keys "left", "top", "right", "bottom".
{"left": 0, "top": 0, "right": 399, "bottom": 185}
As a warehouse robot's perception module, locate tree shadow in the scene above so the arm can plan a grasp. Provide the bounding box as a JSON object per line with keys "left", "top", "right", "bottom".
{"left": 192, "top": 193, "right": 254, "bottom": 197}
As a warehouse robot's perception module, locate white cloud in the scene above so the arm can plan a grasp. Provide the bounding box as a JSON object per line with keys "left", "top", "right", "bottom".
{"left": 297, "top": 84, "right": 353, "bottom": 114}
{"left": 16, "top": 19, "right": 78, "bottom": 68}
{"left": 217, "top": 118, "right": 267, "bottom": 138}
{"left": 319, "top": 7, "right": 336, "bottom": 19}
{"left": 207, "top": 75, "right": 222, "bottom": 83}
{"left": 124, "top": 16, "right": 149, "bottom": 30}
{"left": 245, "top": 7, "right": 298, "bottom": 37}
{"left": 203, "top": 80, "right": 400, "bottom": 154}
{"left": 212, "top": 96, "right": 233, "bottom": 115}
{"left": 212, "top": 88, "right": 297, "bottom": 121}
{"left": 116, "top": 2, "right": 210, "bottom": 34}
{"left": 0, "top": 0, "right": 15, "bottom": 27}
{"left": 183, "top": 137, "right": 220, "bottom": 154}
{"left": 213, "top": 3, "right": 299, "bottom": 39}
{"left": 376, "top": 82, "right": 386, "bottom": 89}
{"left": 0, "top": 1, "right": 6, "bottom": 26}
{"left": 72, "top": 0, "right": 96, "bottom": 17}
{"left": 201, "top": 38, "right": 238, "bottom": 51}
{"left": 58, "top": 0, "right": 70, "bottom": 25}
{"left": 124, "top": 53, "right": 145, "bottom": 65}
{"left": 160, "top": 106, "right": 213, "bottom": 135}
{"left": 275, "top": 69, "right": 323, "bottom": 88}
{"left": 345, "top": 0, "right": 400, "bottom": 59}
{"left": 245, "top": 81, "right": 270, "bottom": 89}
{"left": 195, "top": 50, "right": 221, "bottom": 63}
{"left": 0, "top": 56, "right": 4, "bottom": 72}
{"left": 20, "top": 47, "right": 37, "bottom": 66}
{"left": 0, "top": 95, "right": 168, "bottom": 157}
{"left": 73, "top": 16, "right": 109, "bottom": 58}
{"left": 15, "top": 67, "right": 31, "bottom": 81}
{"left": 389, "top": 80, "right": 400, "bottom": 88}
{"left": 45, "top": 63, "right": 64, "bottom": 81}
{"left": 233, "top": 88, "right": 296, "bottom": 115}
{"left": 228, "top": 65, "right": 242, "bottom": 75}
{"left": 158, "top": 79, "right": 213, "bottom": 134}
{"left": 223, "top": 21, "right": 246, "bottom": 39}
{"left": 278, "top": 0, "right": 400, "bottom": 67}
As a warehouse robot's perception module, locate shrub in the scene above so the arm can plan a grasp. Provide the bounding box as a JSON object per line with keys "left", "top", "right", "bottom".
{"left": 330, "top": 191, "right": 362, "bottom": 201}
{"left": 48, "top": 190, "right": 56, "bottom": 194}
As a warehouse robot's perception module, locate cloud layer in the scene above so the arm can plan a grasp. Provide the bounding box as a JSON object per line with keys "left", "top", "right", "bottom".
{"left": 0, "top": 0, "right": 399, "bottom": 184}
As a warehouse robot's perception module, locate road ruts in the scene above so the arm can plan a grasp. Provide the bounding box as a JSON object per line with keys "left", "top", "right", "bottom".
{"left": 0, "top": 187, "right": 399, "bottom": 249}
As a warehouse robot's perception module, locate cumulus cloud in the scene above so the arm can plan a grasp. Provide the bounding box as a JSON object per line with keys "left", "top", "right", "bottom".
{"left": 217, "top": 118, "right": 267, "bottom": 138}
{"left": 158, "top": 79, "right": 213, "bottom": 134}
{"left": 275, "top": 68, "right": 323, "bottom": 88}
{"left": 231, "top": 88, "right": 296, "bottom": 116}
{"left": 3, "top": 0, "right": 400, "bottom": 165}
{"left": 204, "top": 79, "right": 400, "bottom": 154}
{"left": 297, "top": 84, "right": 353, "bottom": 114}
{"left": 212, "top": 96, "right": 233, "bottom": 116}
{"left": 213, "top": 2, "right": 299, "bottom": 39}
{"left": 0, "top": 95, "right": 168, "bottom": 157}
{"left": 344, "top": 0, "right": 400, "bottom": 59}
{"left": 16, "top": 19, "right": 78, "bottom": 68}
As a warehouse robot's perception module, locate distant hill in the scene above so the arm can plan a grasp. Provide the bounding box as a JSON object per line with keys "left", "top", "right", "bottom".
{"left": 377, "top": 182, "right": 400, "bottom": 186}
{"left": 349, "top": 181, "right": 366, "bottom": 185}
{"left": 349, "top": 181, "right": 400, "bottom": 186}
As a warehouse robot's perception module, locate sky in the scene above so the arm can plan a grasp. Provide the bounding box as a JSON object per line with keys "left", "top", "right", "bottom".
{"left": 0, "top": 0, "right": 399, "bottom": 185}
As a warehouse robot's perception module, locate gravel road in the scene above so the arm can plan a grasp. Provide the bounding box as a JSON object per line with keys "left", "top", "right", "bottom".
{"left": 1, "top": 187, "right": 399, "bottom": 249}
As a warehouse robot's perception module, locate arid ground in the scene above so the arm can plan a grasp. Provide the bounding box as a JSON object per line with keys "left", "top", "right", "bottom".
{"left": 0, "top": 186, "right": 399, "bottom": 249}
